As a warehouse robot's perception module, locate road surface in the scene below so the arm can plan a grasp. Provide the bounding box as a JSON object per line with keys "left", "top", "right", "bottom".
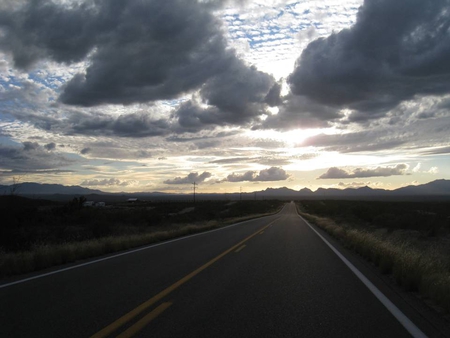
{"left": 0, "top": 202, "right": 433, "bottom": 337}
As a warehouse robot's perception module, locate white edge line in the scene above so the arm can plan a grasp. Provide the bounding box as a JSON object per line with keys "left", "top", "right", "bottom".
{"left": 298, "top": 214, "right": 427, "bottom": 338}
{"left": 0, "top": 214, "right": 278, "bottom": 289}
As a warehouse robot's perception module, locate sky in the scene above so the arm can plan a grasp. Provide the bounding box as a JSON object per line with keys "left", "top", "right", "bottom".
{"left": 0, "top": 0, "right": 449, "bottom": 194}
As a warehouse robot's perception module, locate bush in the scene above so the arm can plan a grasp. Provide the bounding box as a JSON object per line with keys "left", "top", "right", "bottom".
{"left": 0, "top": 199, "right": 283, "bottom": 277}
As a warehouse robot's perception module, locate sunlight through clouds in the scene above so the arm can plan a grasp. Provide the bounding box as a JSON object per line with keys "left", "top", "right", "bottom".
{"left": 0, "top": 0, "right": 449, "bottom": 192}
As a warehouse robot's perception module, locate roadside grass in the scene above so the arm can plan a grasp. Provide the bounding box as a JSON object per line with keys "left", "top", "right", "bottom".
{"left": 297, "top": 206, "right": 450, "bottom": 312}
{"left": 0, "top": 210, "right": 280, "bottom": 278}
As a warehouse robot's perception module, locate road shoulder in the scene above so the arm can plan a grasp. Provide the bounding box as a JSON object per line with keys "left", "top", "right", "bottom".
{"left": 297, "top": 212, "right": 450, "bottom": 338}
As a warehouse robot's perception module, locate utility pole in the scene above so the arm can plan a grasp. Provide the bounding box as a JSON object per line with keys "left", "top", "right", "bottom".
{"left": 240, "top": 186, "right": 242, "bottom": 201}
{"left": 193, "top": 181, "right": 197, "bottom": 204}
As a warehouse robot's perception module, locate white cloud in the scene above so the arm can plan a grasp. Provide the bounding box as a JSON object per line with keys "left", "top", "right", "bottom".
{"left": 223, "top": 166, "right": 290, "bottom": 182}
{"left": 164, "top": 172, "right": 212, "bottom": 185}
{"left": 428, "top": 167, "right": 439, "bottom": 174}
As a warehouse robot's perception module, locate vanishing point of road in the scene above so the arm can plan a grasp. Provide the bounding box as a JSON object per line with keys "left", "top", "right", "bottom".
{"left": 0, "top": 202, "right": 438, "bottom": 337}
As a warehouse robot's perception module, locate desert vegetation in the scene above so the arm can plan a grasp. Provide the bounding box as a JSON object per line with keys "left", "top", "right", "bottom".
{"left": 297, "top": 200, "right": 450, "bottom": 312}
{"left": 0, "top": 196, "right": 283, "bottom": 277}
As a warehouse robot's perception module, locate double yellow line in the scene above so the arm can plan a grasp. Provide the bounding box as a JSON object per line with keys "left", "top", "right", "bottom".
{"left": 116, "top": 302, "right": 172, "bottom": 338}
{"left": 91, "top": 218, "right": 279, "bottom": 338}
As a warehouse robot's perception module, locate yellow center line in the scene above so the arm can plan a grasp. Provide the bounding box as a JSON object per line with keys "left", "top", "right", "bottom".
{"left": 90, "top": 217, "right": 280, "bottom": 338}
{"left": 116, "top": 302, "right": 173, "bottom": 338}
{"left": 234, "top": 244, "right": 246, "bottom": 253}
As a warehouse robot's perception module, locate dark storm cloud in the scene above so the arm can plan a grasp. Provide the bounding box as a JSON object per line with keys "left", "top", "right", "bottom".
{"left": 175, "top": 61, "right": 275, "bottom": 131}
{"left": 0, "top": 143, "right": 74, "bottom": 172}
{"left": 67, "top": 111, "right": 171, "bottom": 137}
{"left": 0, "top": 1, "right": 96, "bottom": 68}
{"left": 80, "top": 147, "right": 91, "bottom": 155}
{"left": 199, "top": 62, "right": 274, "bottom": 121}
{"left": 264, "top": 82, "right": 282, "bottom": 107}
{"left": 287, "top": 0, "right": 450, "bottom": 122}
{"left": 164, "top": 171, "right": 212, "bottom": 185}
{"left": 0, "top": 1, "right": 226, "bottom": 104}
{"left": 44, "top": 142, "right": 56, "bottom": 151}
{"left": 318, "top": 164, "right": 409, "bottom": 179}
{"left": 112, "top": 114, "right": 170, "bottom": 137}
{"left": 0, "top": 0, "right": 274, "bottom": 120}
{"left": 22, "top": 141, "right": 39, "bottom": 152}
{"left": 224, "top": 167, "right": 290, "bottom": 182}
{"left": 173, "top": 101, "right": 221, "bottom": 133}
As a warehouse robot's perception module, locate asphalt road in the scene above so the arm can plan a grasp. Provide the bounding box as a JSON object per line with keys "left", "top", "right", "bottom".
{"left": 0, "top": 202, "right": 431, "bottom": 337}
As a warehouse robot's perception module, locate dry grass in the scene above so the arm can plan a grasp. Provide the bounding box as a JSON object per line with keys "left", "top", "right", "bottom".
{"left": 298, "top": 209, "right": 450, "bottom": 312}
{"left": 0, "top": 212, "right": 276, "bottom": 277}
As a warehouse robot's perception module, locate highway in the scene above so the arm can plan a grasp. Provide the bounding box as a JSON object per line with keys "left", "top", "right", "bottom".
{"left": 0, "top": 202, "right": 432, "bottom": 337}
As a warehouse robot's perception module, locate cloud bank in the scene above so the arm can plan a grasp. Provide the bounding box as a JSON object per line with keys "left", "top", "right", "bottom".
{"left": 287, "top": 0, "right": 450, "bottom": 123}
{"left": 318, "top": 164, "right": 409, "bottom": 179}
{"left": 81, "top": 178, "right": 135, "bottom": 187}
{"left": 225, "top": 167, "right": 290, "bottom": 182}
{"left": 164, "top": 172, "right": 212, "bottom": 185}
{"left": 0, "top": 142, "right": 74, "bottom": 173}
{"left": 0, "top": 0, "right": 276, "bottom": 135}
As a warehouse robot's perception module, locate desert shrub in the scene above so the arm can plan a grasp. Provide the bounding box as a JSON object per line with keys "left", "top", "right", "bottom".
{"left": 90, "top": 219, "right": 113, "bottom": 238}
{"left": 0, "top": 199, "right": 283, "bottom": 277}
{"left": 298, "top": 200, "right": 450, "bottom": 235}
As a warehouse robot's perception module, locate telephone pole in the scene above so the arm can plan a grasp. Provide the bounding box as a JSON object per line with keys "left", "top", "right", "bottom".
{"left": 240, "top": 186, "right": 242, "bottom": 201}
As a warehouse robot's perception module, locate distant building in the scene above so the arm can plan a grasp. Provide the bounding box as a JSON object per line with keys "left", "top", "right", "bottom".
{"left": 82, "top": 201, "right": 95, "bottom": 207}
{"left": 95, "top": 202, "right": 106, "bottom": 207}
{"left": 127, "top": 198, "right": 138, "bottom": 203}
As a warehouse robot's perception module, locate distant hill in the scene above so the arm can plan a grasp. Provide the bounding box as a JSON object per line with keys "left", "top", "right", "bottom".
{"left": 390, "top": 179, "right": 450, "bottom": 196}
{"left": 260, "top": 186, "right": 388, "bottom": 198}
{"left": 0, "top": 182, "right": 103, "bottom": 195}
{"left": 1, "top": 179, "right": 449, "bottom": 201}
{"left": 259, "top": 180, "right": 450, "bottom": 200}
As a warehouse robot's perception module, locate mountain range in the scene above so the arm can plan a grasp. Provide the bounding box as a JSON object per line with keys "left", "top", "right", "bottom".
{"left": 0, "top": 182, "right": 104, "bottom": 195}
{"left": 1, "top": 180, "right": 450, "bottom": 201}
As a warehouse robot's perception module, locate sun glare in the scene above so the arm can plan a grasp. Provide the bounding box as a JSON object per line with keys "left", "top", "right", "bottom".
{"left": 246, "top": 128, "right": 336, "bottom": 147}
